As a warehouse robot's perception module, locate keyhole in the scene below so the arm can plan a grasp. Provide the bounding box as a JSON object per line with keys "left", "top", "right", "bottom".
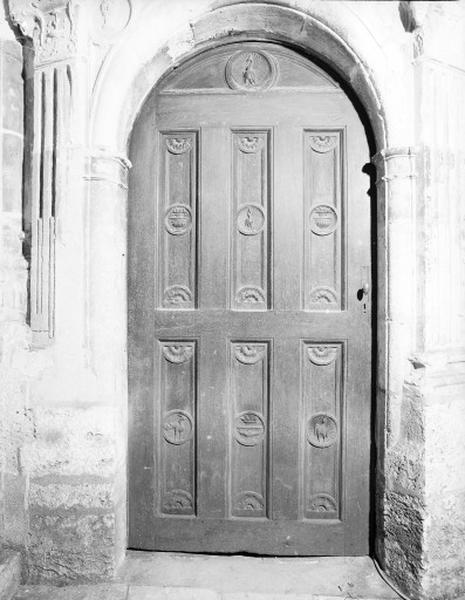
{"left": 357, "top": 288, "right": 368, "bottom": 313}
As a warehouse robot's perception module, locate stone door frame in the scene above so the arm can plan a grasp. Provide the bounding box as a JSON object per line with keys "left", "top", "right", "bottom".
{"left": 7, "top": 0, "right": 422, "bottom": 595}
{"left": 86, "top": 2, "right": 416, "bottom": 567}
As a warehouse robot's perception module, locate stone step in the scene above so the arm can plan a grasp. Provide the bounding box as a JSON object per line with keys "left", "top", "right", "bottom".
{"left": 14, "top": 585, "right": 401, "bottom": 600}
{"left": 0, "top": 550, "right": 21, "bottom": 600}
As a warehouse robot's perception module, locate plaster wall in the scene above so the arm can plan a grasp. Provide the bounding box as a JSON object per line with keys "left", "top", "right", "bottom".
{"left": 0, "top": 2, "right": 464, "bottom": 600}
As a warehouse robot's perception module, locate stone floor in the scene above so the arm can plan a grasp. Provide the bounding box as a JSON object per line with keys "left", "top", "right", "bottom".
{"left": 14, "top": 552, "right": 402, "bottom": 599}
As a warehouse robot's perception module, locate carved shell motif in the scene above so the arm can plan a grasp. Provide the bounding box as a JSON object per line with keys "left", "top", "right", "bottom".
{"left": 309, "top": 286, "right": 338, "bottom": 305}
{"left": 308, "top": 493, "right": 337, "bottom": 513}
{"left": 309, "top": 135, "right": 338, "bottom": 153}
{"left": 162, "top": 344, "right": 193, "bottom": 364}
{"left": 234, "top": 344, "right": 266, "bottom": 365}
{"left": 162, "top": 489, "right": 193, "bottom": 514}
{"left": 307, "top": 346, "right": 338, "bottom": 366}
{"left": 238, "top": 136, "right": 261, "bottom": 153}
{"left": 163, "top": 285, "right": 192, "bottom": 307}
{"left": 166, "top": 137, "right": 192, "bottom": 155}
{"left": 236, "top": 286, "right": 266, "bottom": 305}
{"left": 234, "top": 491, "right": 265, "bottom": 514}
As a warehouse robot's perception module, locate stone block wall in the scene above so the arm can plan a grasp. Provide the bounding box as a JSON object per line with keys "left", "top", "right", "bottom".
{"left": 0, "top": 2, "right": 464, "bottom": 600}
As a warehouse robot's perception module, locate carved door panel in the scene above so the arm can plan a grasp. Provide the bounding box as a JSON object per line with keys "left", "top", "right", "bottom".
{"left": 129, "top": 43, "right": 371, "bottom": 555}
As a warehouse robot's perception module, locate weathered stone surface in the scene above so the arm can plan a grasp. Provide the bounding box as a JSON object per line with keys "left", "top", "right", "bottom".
{"left": 14, "top": 583, "right": 128, "bottom": 600}
{"left": 0, "top": 1, "right": 465, "bottom": 599}
{"left": 27, "top": 511, "right": 116, "bottom": 583}
{"left": 0, "top": 549, "right": 21, "bottom": 600}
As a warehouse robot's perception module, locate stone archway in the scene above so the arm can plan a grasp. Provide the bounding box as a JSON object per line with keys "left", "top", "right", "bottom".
{"left": 86, "top": 1, "right": 418, "bottom": 590}
{"left": 10, "top": 1, "right": 462, "bottom": 598}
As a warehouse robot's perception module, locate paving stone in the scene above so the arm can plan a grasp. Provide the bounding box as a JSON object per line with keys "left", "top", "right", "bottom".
{"left": 128, "top": 587, "right": 219, "bottom": 600}
{"left": 14, "top": 584, "right": 128, "bottom": 600}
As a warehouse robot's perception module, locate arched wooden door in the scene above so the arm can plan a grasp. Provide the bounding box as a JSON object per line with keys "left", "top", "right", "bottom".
{"left": 128, "top": 42, "right": 371, "bottom": 555}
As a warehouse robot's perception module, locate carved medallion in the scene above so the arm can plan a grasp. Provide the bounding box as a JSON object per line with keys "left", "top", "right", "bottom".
{"left": 236, "top": 286, "right": 266, "bottom": 305}
{"left": 163, "top": 410, "right": 193, "bottom": 445}
{"left": 237, "top": 204, "right": 265, "bottom": 236}
{"left": 307, "top": 414, "right": 338, "bottom": 448}
{"left": 238, "top": 136, "right": 262, "bottom": 153}
{"left": 309, "top": 135, "right": 338, "bottom": 153}
{"left": 234, "top": 491, "right": 265, "bottom": 516}
{"left": 234, "top": 411, "right": 266, "bottom": 446}
{"left": 234, "top": 344, "right": 266, "bottom": 365}
{"left": 162, "top": 489, "right": 193, "bottom": 515}
{"left": 308, "top": 493, "right": 337, "bottom": 513}
{"left": 165, "top": 204, "right": 192, "bottom": 236}
{"left": 307, "top": 346, "right": 338, "bottom": 366}
{"left": 309, "top": 204, "right": 338, "bottom": 236}
{"left": 90, "top": 0, "right": 132, "bottom": 42}
{"left": 309, "top": 286, "right": 338, "bottom": 305}
{"left": 166, "top": 137, "right": 192, "bottom": 155}
{"left": 162, "top": 344, "right": 193, "bottom": 364}
{"left": 225, "top": 50, "right": 277, "bottom": 91}
{"left": 163, "top": 285, "right": 192, "bottom": 307}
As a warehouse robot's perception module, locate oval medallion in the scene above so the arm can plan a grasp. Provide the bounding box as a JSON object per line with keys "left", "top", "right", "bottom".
{"left": 307, "top": 413, "right": 338, "bottom": 448}
{"left": 163, "top": 410, "right": 193, "bottom": 445}
{"left": 309, "top": 204, "right": 338, "bottom": 236}
{"left": 235, "top": 411, "right": 266, "bottom": 446}
{"left": 165, "top": 204, "right": 192, "bottom": 236}
{"left": 226, "top": 50, "right": 277, "bottom": 91}
{"left": 237, "top": 204, "right": 265, "bottom": 236}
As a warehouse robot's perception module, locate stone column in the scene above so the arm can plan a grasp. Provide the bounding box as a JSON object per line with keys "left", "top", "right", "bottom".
{"left": 0, "top": 6, "right": 30, "bottom": 555}
{"left": 84, "top": 150, "right": 130, "bottom": 569}
{"left": 373, "top": 147, "right": 423, "bottom": 596}
{"left": 8, "top": 0, "right": 83, "bottom": 348}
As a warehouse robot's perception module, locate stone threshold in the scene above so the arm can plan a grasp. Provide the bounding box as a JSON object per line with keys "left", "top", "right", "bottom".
{"left": 14, "top": 552, "right": 402, "bottom": 599}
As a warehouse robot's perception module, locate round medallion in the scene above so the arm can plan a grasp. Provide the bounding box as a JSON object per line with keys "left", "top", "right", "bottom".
{"left": 163, "top": 410, "right": 193, "bottom": 445}
{"left": 235, "top": 411, "right": 266, "bottom": 446}
{"left": 307, "top": 413, "right": 338, "bottom": 448}
{"left": 309, "top": 204, "right": 338, "bottom": 236}
{"left": 237, "top": 204, "right": 265, "bottom": 236}
{"left": 226, "top": 50, "right": 277, "bottom": 91}
{"left": 165, "top": 204, "right": 192, "bottom": 236}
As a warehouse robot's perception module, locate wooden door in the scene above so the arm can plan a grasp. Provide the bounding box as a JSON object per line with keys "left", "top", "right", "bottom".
{"left": 128, "top": 42, "right": 371, "bottom": 555}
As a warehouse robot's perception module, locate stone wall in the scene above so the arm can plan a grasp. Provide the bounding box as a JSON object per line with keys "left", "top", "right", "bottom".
{"left": 0, "top": 2, "right": 464, "bottom": 599}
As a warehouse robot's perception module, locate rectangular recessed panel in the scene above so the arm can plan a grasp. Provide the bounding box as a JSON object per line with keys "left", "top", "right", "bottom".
{"left": 159, "top": 341, "right": 197, "bottom": 516}
{"left": 230, "top": 342, "right": 270, "bottom": 518}
{"left": 302, "top": 342, "right": 343, "bottom": 519}
{"left": 158, "top": 131, "right": 198, "bottom": 309}
{"left": 231, "top": 130, "right": 271, "bottom": 310}
{"left": 303, "top": 130, "right": 344, "bottom": 311}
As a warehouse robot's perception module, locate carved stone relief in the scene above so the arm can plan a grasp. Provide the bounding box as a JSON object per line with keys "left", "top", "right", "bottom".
{"left": 163, "top": 410, "right": 193, "bottom": 445}
{"left": 307, "top": 345, "right": 338, "bottom": 365}
{"left": 235, "top": 286, "right": 266, "bottom": 306}
{"left": 234, "top": 344, "right": 267, "bottom": 365}
{"left": 162, "top": 489, "right": 193, "bottom": 514}
{"left": 308, "top": 493, "right": 337, "bottom": 513}
{"left": 225, "top": 50, "right": 277, "bottom": 91}
{"left": 234, "top": 411, "right": 266, "bottom": 446}
{"left": 165, "top": 204, "right": 192, "bottom": 236}
{"left": 234, "top": 491, "right": 265, "bottom": 515}
{"left": 162, "top": 344, "right": 194, "bottom": 364}
{"left": 9, "top": 0, "right": 77, "bottom": 63}
{"left": 309, "top": 204, "right": 338, "bottom": 236}
{"left": 307, "top": 413, "right": 338, "bottom": 448}
{"left": 309, "top": 135, "right": 338, "bottom": 153}
{"left": 237, "top": 204, "right": 265, "bottom": 236}
{"left": 163, "top": 285, "right": 192, "bottom": 307}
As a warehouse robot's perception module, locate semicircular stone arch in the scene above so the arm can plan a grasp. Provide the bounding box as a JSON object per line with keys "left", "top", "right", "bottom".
{"left": 89, "top": 1, "right": 409, "bottom": 157}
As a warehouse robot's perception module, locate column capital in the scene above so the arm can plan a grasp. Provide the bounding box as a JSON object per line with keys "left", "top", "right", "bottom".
{"left": 8, "top": 0, "right": 78, "bottom": 65}
{"left": 85, "top": 150, "right": 132, "bottom": 190}
{"left": 373, "top": 146, "right": 417, "bottom": 183}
